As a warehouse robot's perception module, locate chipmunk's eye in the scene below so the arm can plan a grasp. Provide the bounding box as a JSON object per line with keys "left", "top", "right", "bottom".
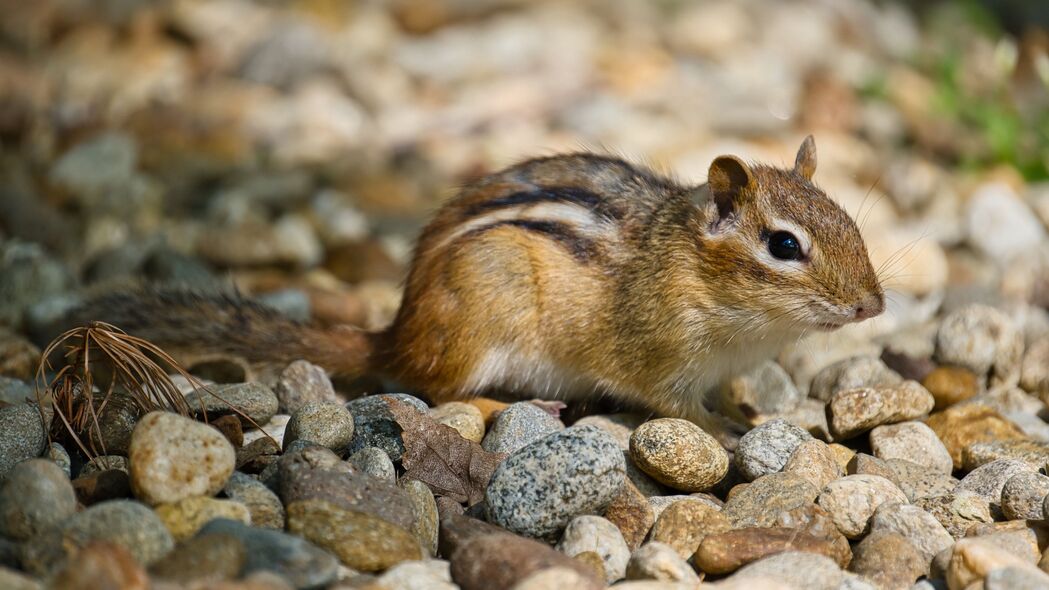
{"left": 767, "top": 231, "right": 802, "bottom": 261}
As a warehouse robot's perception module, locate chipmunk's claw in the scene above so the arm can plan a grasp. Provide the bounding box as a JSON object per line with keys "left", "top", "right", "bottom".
{"left": 529, "top": 399, "right": 567, "bottom": 417}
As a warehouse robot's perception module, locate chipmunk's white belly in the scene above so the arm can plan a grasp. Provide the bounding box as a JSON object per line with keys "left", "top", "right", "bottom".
{"left": 464, "top": 345, "right": 605, "bottom": 400}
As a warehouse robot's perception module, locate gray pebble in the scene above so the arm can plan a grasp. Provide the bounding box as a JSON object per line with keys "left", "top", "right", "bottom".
{"left": 936, "top": 304, "right": 1023, "bottom": 388}
{"left": 556, "top": 515, "right": 630, "bottom": 583}
{"left": 63, "top": 499, "right": 175, "bottom": 565}
{"left": 47, "top": 443, "right": 70, "bottom": 478}
{"left": 0, "top": 403, "right": 48, "bottom": 480}
{"left": 883, "top": 458, "right": 957, "bottom": 502}
{"left": 80, "top": 455, "right": 129, "bottom": 477}
{"left": 914, "top": 491, "right": 993, "bottom": 539}
{"left": 625, "top": 541, "right": 700, "bottom": 585}
{"left": 870, "top": 421, "right": 952, "bottom": 475}
{"left": 401, "top": 479, "right": 439, "bottom": 556}
{"left": 346, "top": 393, "right": 428, "bottom": 461}
{"left": 486, "top": 425, "right": 625, "bottom": 540}
{"left": 725, "top": 360, "right": 803, "bottom": 419}
{"left": 817, "top": 475, "right": 908, "bottom": 539}
{"left": 223, "top": 471, "right": 285, "bottom": 529}
{"left": 0, "top": 377, "right": 33, "bottom": 405}
{"left": 274, "top": 360, "right": 337, "bottom": 414}
{"left": 482, "top": 402, "right": 564, "bottom": 455}
{"left": 348, "top": 447, "right": 396, "bottom": 482}
{"left": 954, "top": 459, "right": 1032, "bottom": 512}
{"left": 732, "top": 551, "right": 845, "bottom": 590}
{"left": 185, "top": 382, "right": 279, "bottom": 426}
{"left": 809, "top": 356, "right": 903, "bottom": 402}
{"left": 868, "top": 502, "right": 953, "bottom": 566}
{"left": 282, "top": 401, "right": 354, "bottom": 454}
{"left": 198, "top": 518, "right": 340, "bottom": 589}
{"left": 985, "top": 566, "right": 1049, "bottom": 590}
{"left": 734, "top": 419, "right": 813, "bottom": 481}
{"left": 0, "top": 459, "right": 76, "bottom": 541}
{"left": 1000, "top": 472, "right": 1049, "bottom": 520}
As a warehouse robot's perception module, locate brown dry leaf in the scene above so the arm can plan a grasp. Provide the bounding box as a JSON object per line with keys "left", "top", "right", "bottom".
{"left": 386, "top": 398, "right": 506, "bottom": 505}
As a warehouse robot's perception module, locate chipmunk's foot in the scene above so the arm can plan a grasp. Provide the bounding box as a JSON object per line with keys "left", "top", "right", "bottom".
{"left": 529, "top": 399, "right": 568, "bottom": 417}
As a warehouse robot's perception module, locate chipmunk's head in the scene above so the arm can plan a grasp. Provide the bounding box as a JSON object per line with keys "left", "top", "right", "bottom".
{"left": 694, "top": 136, "right": 883, "bottom": 333}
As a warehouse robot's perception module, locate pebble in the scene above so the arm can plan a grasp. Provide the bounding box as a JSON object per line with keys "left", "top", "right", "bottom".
{"left": 0, "top": 567, "right": 42, "bottom": 590}
{"left": 731, "top": 551, "right": 846, "bottom": 590}
{"left": 915, "top": 491, "right": 993, "bottom": 539}
{"left": 936, "top": 304, "right": 1024, "bottom": 388}
{"left": 965, "top": 181, "right": 1047, "bottom": 264}
{"left": 149, "top": 531, "right": 245, "bottom": 584}
{"left": 185, "top": 382, "right": 280, "bottom": 426}
{"left": 624, "top": 542, "right": 700, "bottom": 585}
{"left": 723, "top": 473, "right": 820, "bottom": 528}
{"left": 90, "top": 392, "right": 141, "bottom": 455}
{"left": 0, "top": 376, "right": 33, "bottom": 405}
{"left": 986, "top": 566, "right": 1049, "bottom": 590}
{"left": 867, "top": 502, "right": 954, "bottom": 565}
{"left": 947, "top": 537, "right": 1042, "bottom": 590}
{"left": 0, "top": 330, "right": 39, "bottom": 382}
{"left": 481, "top": 402, "right": 564, "bottom": 455}
{"left": 372, "top": 559, "right": 457, "bottom": 590}
{"left": 154, "top": 496, "right": 251, "bottom": 541}
{"left": 954, "top": 459, "right": 1032, "bottom": 512}
{"left": 198, "top": 518, "right": 340, "bottom": 589}
{"left": 348, "top": 447, "right": 395, "bottom": 481}
{"left": 849, "top": 531, "right": 926, "bottom": 590}
{"left": 817, "top": 475, "right": 908, "bottom": 539}
{"left": 430, "top": 402, "right": 486, "bottom": 443}
{"left": 80, "top": 455, "right": 129, "bottom": 476}
{"left": 0, "top": 403, "right": 48, "bottom": 479}
{"left": 968, "top": 527, "right": 1040, "bottom": 563}
{"left": 62, "top": 500, "right": 175, "bottom": 566}
{"left": 444, "top": 518, "right": 602, "bottom": 590}
{"left": 869, "top": 421, "right": 953, "bottom": 474}
{"left": 883, "top": 458, "right": 957, "bottom": 502}
{"left": 402, "top": 479, "right": 439, "bottom": 556}
{"left": 282, "top": 401, "right": 355, "bottom": 454}
{"left": 47, "top": 443, "right": 70, "bottom": 478}
{"left": 1020, "top": 338, "right": 1049, "bottom": 395}
{"left": 274, "top": 360, "right": 338, "bottom": 414}
{"left": 346, "top": 393, "right": 429, "bottom": 461}
{"left": 48, "top": 541, "right": 150, "bottom": 590}
{"left": 0, "top": 459, "right": 77, "bottom": 541}
{"left": 725, "top": 360, "right": 804, "bottom": 420}
{"left": 223, "top": 471, "right": 285, "bottom": 529}
{"left": 281, "top": 457, "right": 421, "bottom": 571}
{"left": 828, "top": 381, "right": 934, "bottom": 439}
{"left": 629, "top": 418, "right": 729, "bottom": 491}
{"left": 999, "top": 472, "right": 1049, "bottom": 520}
{"left": 555, "top": 515, "right": 630, "bottom": 583}
{"left": 128, "top": 411, "right": 236, "bottom": 505}
{"left": 922, "top": 365, "right": 981, "bottom": 409}
{"left": 734, "top": 419, "right": 813, "bottom": 482}
{"left": 962, "top": 439, "right": 1049, "bottom": 471}
{"left": 695, "top": 527, "right": 850, "bottom": 574}
{"left": 603, "top": 481, "right": 655, "bottom": 551}
{"left": 783, "top": 440, "right": 843, "bottom": 490}
{"left": 72, "top": 469, "right": 131, "bottom": 506}
{"left": 573, "top": 414, "right": 645, "bottom": 450}
{"left": 486, "top": 425, "right": 625, "bottom": 540}
{"left": 809, "top": 356, "right": 903, "bottom": 402}
{"left": 649, "top": 498, "right": 731, "bottom": 559}
{"left": 924, "top": 405, "right": 1026, "bottom": 469}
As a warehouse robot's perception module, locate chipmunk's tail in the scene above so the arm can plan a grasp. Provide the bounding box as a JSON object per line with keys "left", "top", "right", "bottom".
{"left": 62, "top": 286, "right": 374, "bottom": 377}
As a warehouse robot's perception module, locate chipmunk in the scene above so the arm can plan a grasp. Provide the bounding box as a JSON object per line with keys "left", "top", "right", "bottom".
{"left": 74, "top": 136, "right": 883, "bottom": 442}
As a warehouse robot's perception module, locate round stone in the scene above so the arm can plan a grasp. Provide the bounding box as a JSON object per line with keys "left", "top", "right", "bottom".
{"left": 346, "top": 393, "right": 429, "bottom": 461}
{"left": 0, "top": 403, "right": 48, "bottom": 479}
{"left": 128, "top": 411, "right": 236, "bottom": 506}
{"left": 282, "top": 401, "right": 354, "bottom": 454}
{"left": 556, "top": 515, "right": 630, "bottom": 583}
{"left": 198, "top": 518, "right": 340, "bottom": 589}
{"left": 782, "top": 439, "right": 842, "bottom": 491}
{"left": 348, "top": 447, "right": 395, "bottom": 482}
{"left": 809, "top": 356, "right": 903, "bottom": 402}
{"left": 868, "top": 502, "right": 953, "bottom": 565}
{"left": 223, "top": 471, "right": 285, "bottom": 529}
{"left": 936, "top": 304, "right": 1023, "bottom": 388}
{"left": 63, "top": 500, "right": 175, "bottom": 566}
{"left": 481, "top": 402, "right": 564, "bottom": 455}
{"left": 184, "top": 382, "right": 280, "bottom": 426}
{"left": 869, "top": 421, "right": 952, "bottom": 474}
{"left": 401, "top": 479, "right": 439, "bottom": 556}
{"left": 722, "top": 473, "right": 820, "bottom": 528}
{"left": 0, "top": 459, "right": 76, "bottom": 540}
{"left": 624, "top": 542, "right": 700, "bottom": 585}
{"left": 1002, "top": 472, "right": 1049, "bottom": 520}
{"left": 817, "top": 474, "right": 908, "bottom": 539}
{"left": 274, "top": 360, "right": 337, "bottom": 414}
{"left": 430, "top": 402, "right": 485, "bottom": 443}
{"left": 629, "top": 418, "right": 729, "bottom": 491}
{"left": 734, "top": 419, "right": 813, "bottom": 481}
{"left": 649, "top": 499, "right": 731, "bottom": 559}
{"left": 154, "top": 496, "right": 251, "bottom": 541}
{"left": 486, "top": 425, "right": 626, "bottom": 540}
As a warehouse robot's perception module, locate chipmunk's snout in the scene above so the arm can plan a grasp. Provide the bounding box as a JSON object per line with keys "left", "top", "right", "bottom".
{"left": 852, "top": 292, "right": 885, "bottom": 321}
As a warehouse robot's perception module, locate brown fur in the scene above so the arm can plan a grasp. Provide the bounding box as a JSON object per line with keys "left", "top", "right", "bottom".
{"left": 70, "top": 138, "right": 883, "bottom": 439}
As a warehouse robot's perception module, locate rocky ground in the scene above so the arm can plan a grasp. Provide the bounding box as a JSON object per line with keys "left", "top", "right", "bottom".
{"left": 1, "top": 0, "right": 1049, "bottom": 589}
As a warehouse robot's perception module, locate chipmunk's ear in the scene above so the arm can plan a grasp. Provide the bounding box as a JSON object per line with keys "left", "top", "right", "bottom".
{"left": 708, "top": 155, "right": 755, "bottom": 230}
{"left": 794, "top": 135, "right": 817, "bottom": 180}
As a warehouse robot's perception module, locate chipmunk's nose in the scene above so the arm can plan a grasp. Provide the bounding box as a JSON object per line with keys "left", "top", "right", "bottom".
{"left": 852, "top": 293, "right": 885, "bottom": 321}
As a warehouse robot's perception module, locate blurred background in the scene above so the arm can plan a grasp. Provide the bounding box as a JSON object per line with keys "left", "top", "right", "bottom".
{"left": 0, "top": 0, "right": 1047, "bottom": 357}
